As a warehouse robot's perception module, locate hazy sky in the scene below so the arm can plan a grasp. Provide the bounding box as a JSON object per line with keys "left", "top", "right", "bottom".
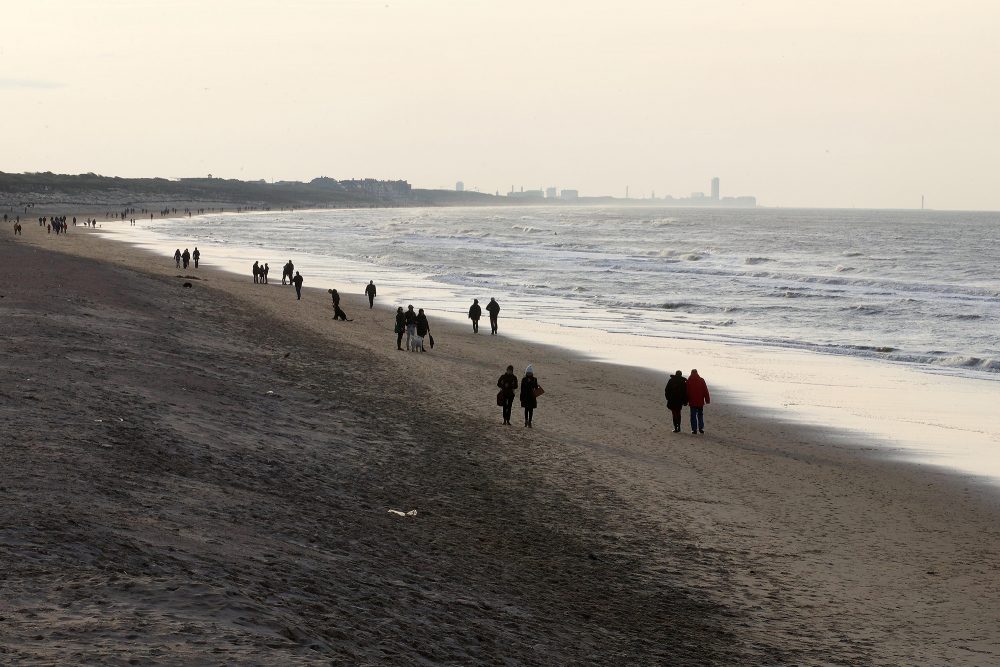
{"left": 3, "top": 0, "right": 998, "bottom": 209}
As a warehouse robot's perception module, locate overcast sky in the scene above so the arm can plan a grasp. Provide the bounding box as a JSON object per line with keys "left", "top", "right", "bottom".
{"left": 2, "top": 0, "right": 998, "bottom": 209}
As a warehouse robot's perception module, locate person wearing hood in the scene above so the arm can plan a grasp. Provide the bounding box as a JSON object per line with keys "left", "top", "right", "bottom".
{"left": 664, "top": 370, "right": 688, "bottom": 433}
{"left": 519, "top": 365, "right": 541, "bottom": 428}
{"left": 686, "top": 369, "right": 711, "bottom": 434}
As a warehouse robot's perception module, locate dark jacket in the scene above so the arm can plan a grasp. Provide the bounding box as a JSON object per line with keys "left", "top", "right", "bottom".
{"left": 292, "top": 274, "right": 303, "bottom": 288}
{"left": 497, "top": 372, "right": 518, "bottom": 398}
{"left": 395, "top": 311, "right": 406, "bottom": 333}
{"left": 486, "top": 299, "right": 500, "bottom": 317}
{"left": 365, "top": 283, "right": 376, "bottom": 297}
{"left": 469, "top": 303, "right": 482, "bottom": 321}
{"left": 520, "top": 375, "right": 539, "bottom": 409}
{"left": 686, "top": 372, "right": 710, "bottom": 408}
{"left": 404, "top": 309, "right": 416, "bottom": 326}
{"left": 415, "top": 313, "right": 430, "bottom": 337}
{"left": 664, "top": 375, "right": 688, "bottom": 408}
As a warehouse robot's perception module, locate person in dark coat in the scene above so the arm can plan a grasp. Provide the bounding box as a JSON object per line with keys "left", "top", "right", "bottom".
{"left": 497, "top": 365, "right": 518, "bottom": 425}
{"left": 329, "top": 289, "right": 348, "bottom": 320}
{"left": 686, "top": 369, "right": 711, "bottom": 434}
{"left": 468, "top": 299, "right": 482, "bottom": 333}
{"left": 174, "top": 249, "right": 182, "bottom": 268}
{"left": 181, "top": 248, "right": 190, "bottom": 269}
{"left": 664, "top": 370, "right": 688, "bottom": 433}
{"left": 252, "top": 261, "right": 260, "bottom": 284}
{"left": 282, "top": 260, "right": 294, "bottom": 285}
{"left": 292, "top": 271, "right": 304, "bottom": 299}
{"left": 394, "top": 307, "right": 406, "bottom": 350}
{"left": 415, "top": 308, "right": 430, "bottom": 352}
{"left": 192, "top": 247, "right": 200, "bottom": 268}
{"left": 365, "top": 281, "right": 377, "bottom": 308}
{"left": 485, "top": 297, "right": 500, "bottom": 335}
{"left": 519, "top": 364, "right": 540, "bottom": 428}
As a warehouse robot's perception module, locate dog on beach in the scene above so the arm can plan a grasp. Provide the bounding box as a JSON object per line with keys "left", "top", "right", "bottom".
{"left": 410, "top": 335, "right": 424, "bottom": 352}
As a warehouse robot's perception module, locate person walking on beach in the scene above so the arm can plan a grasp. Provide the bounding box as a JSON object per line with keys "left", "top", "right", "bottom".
{"left": 292, "top": 271, "right": 304, "bottom": 299}
{"left": 192, "top": 247, "right": 200, "bottom": 268}
{"left": 365, "top": 281, "right": 377, "bottom": 308}
{"left": 394, "top": 306, "right": 406, "bottom": 350}
{"left": 404, "top": 305, "right": 417, "bottom": 351}
{"left": 282, "top": 260, "right": 294, "bottom": 285}
{"left": 519, "top": 365, "right": 541, "bottom": 428}
{"left": 486, "top": 297, "right": 500, "bottom": 335}
{"left": 497, "top": 365, "right": 518, "bottom": 425}
{"left": 181, "top": 248, "right": 191, "bottom": 269}
{"left": 174, "top": 249, "right": 182, "bottom": 268}
{"left": 262, "top": 262, "right": 270, "bottom": 284}
{"left": 686, "top": 369, "right": 711, "bottom": 434}
{"left": 468, "top": 299, "right": 482, "bottom": 333}
{"left": 415, "top": 308, "right": 430, "bottom": 352}
{"left": 252, "top": 261, "right": 260, "bottom": 284}
{"left": 664, "top": 370, "right": 688, "bottom": 433}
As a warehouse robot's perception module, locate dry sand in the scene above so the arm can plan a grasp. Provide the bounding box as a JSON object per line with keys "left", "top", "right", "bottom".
{"left": 2, "top": 219, "right": 999, "bottom": 665}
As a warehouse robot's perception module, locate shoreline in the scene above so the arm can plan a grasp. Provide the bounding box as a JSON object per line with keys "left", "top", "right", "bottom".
{"left": 101, "top": 210, "right": 1000, "bottom": 487}
{"left": 6, "top": 220, "right": 1000, "bottom": 663}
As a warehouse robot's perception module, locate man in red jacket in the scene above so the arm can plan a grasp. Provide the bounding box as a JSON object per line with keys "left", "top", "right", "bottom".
{"left": 686, "top": 369, "right": 711, "bottom": 434}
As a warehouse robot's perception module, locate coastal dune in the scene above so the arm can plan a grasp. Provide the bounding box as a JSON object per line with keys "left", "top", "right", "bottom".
{"left": 2, "top": 221, "right": 999, "bottom": 665}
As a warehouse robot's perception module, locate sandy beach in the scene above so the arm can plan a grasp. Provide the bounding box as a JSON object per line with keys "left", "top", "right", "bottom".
{"left": 2, "top": 219, "right": 999, "bottom": 665}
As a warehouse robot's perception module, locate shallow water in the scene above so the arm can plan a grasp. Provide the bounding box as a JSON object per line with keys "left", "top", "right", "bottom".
{"left": 100, "top": 206, "right": 1000, "bottom": 486}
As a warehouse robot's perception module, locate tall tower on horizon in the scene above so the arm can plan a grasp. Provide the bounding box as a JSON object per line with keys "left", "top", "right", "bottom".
{"left": 711, "top": 177, "right": 720, "bottom": 201}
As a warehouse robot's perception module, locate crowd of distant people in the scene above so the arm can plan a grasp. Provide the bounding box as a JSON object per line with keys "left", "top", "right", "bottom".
{"left": 8, "top": 204, "right": 711, "bottom": 436}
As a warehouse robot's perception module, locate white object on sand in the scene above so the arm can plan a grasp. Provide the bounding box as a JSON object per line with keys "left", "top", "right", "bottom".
{"left": 387, "top": 509, "right": 418, "bottom": 517}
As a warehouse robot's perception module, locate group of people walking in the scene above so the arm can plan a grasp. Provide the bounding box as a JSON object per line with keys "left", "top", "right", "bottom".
{"left": 664, "top": 369, "right": 711, "bottom": 434}
{"left": 174, "top": 248, "right": 200, "bottom": 269}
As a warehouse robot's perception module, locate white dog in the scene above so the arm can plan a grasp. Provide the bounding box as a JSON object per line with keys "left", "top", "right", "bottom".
{"left": 411, "top": 335, "right": 424, "bottom": 352}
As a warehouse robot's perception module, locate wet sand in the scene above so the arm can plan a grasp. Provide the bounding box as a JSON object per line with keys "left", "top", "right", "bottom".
{"left": 2, "top": 220, "right": 999, "bottom": 665}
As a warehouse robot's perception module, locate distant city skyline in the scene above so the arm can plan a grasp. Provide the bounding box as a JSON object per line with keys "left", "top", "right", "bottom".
{"left": 2, "top": 1, "right": 998, "bottom": 211}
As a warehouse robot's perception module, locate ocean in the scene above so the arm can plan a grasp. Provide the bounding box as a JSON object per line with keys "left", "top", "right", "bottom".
{"left": 107, "top": 205, "right": 1000, "bottom": 484}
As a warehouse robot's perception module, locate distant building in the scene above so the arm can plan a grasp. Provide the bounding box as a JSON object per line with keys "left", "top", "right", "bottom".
{"left": 711, "top": 177, "right": 720, "bottom": 201}
{"left": 546, "top": 187, "right": 557, "bottom": 199}
{"left": 456, "top": 181, "right": 464, "bottom": 192}
{"left": 508, "top": 188, "right": 545, "bottom": 199}
{"left": 560, "top": 189, "right": 579, "bottom": 200}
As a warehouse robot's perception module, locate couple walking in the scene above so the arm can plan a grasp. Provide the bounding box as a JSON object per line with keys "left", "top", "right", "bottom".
{"left": 496, "top": 364, "right": 542, "bottom": 427}
{"left": 468, "top": 298, "right": 500, "bottom": 335}
{"left": 664, "top": 369, "right": 711, "bottom": 434}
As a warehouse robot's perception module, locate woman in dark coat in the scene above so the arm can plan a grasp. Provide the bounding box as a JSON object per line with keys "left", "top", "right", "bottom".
{"left": 394, "top": 307, "right": 406, "bottom": 350}
{"left": 468, "top": 299, "right": 482, "bottom": 333}
{"left": 519, "top": 364, "right": 540, "bottom": 428}
{"left": 496, "top": 365, "right": 518, "bottom": 425}
{"left": 664, "top": 370, "right": 688, "bottom": 433}
{"left": 415, "top": 308, "right": 430, "bottom": 352}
